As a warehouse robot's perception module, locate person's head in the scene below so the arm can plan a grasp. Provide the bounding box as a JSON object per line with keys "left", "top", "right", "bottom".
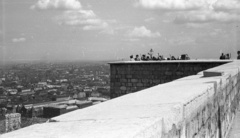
{"left": 238, "top": 51, "right": 240, "bottom": 55}
{"left": 221, "top": 53, "right": 224, "bottom": 55}
{"left": 136, "top": 55, "right": 139, "bottom": 57}
{"left": 130, "top": 55, "right": 133, "bottom": 58}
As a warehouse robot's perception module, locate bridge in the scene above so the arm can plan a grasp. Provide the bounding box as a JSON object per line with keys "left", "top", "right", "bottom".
{"left": 1, "top": 60, "right": 240, "bottom": 138}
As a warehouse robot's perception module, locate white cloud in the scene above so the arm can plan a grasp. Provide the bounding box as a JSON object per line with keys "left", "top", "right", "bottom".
{"left": 174, "top": 10, "right": 240, "bottom": 24}
{"left": 136, "top": 0, "right": 207, "bottom": 10}
{"left": 213, "top": 0, "right": 240, "bottom": 11}
{"left": 83, "top": 22, "right": 108, "bottom": 30}
{"left": 12, "top": 37, "right": 26, "bottom": 43}
{"left": 56, "top": 10, "right": 110, "bottom": 30}
{"left": 136, "top": 0, "right": 240, "bottom": 23}
{"left": 128, "top": 26, "right": 161, "bottom": 38}
{"left": 31, "top": 0, "right": 82, "bottom": 10}
{"left": 32, "top": 0, "right": 115, "bottom": 32}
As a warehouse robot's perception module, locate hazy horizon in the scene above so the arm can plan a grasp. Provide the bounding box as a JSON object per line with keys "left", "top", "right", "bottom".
{"left": 0, "top": 0, "right": 240, "bottom": 63}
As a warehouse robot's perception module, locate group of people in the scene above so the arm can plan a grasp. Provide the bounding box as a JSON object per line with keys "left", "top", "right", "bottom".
{"left": 130, "top": 49, "right": 190, "bottom": 61}
{"left": 220, "top": 51, "right": 240, "bottom": 60}
{"left": 219, "top": 53, "right": 231, "bottom": 60}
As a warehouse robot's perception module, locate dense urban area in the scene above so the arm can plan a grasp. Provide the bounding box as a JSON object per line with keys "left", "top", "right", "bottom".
{"left": 0, "top": 61, "right": 110, "bottom": 133}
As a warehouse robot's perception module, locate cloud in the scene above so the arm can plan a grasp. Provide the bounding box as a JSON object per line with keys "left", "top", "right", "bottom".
{"left": 56, "top": 10, "right": 110, "bottom": 30}
{"left": 31, "top": 0, "right": 82, "bottom": 10}
{"left": 173, "top": 10, "right": 240, "bottom": 24}
{"left": 12, "top": 37, "right": 26, "bottom": 43}
{"left": 128, "top": 26, "right": 161, "bottom": 38}
{"left": 32, "top": 0, "right": 116, "bottom": 32}
{"left": 136, "top": 0, "right": 207, "bottom": 10}
{"left": 213, "top": 0, "right": 240, "bottom": 11}
{"left": 136, "top": 0, "right": 240, "bottom": 23}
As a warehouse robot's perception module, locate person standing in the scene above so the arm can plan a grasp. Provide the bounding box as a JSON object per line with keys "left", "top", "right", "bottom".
{"left": 130, "top": 55, "right": 134, "bottom": 61}
{"left": 220, "top": 53, "right": 225, "bottom": 59}
{"left": 135, "top": 55, "right": 140, "bottom": 61}
{"left": 238, "top": 51, "right": 240, "bottom": 59}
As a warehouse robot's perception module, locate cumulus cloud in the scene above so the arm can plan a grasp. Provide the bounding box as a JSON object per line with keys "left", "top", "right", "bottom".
{"left": 12, "top": 37, "right": 26, "bottom": 43}
{"left": 56, "top": 10, "right": 110, "bottom": 30}
{"left": 128, "top": 26, "right": 161, "bottom": 38}
{"left": 213, "top": 0, "right": 240, "bottom": 11}
{"left": 136, "top": 0, "right": 206, "bottom": 10}
{"left": 174, "top": 10, "right": 240, "bottom": 24}
{"left": 31, "top": 0, "right": 82, "bottom": 10}
{"left": 136, "top": 0, "right": 240, "bottom": 23}
{"left": 32, "top": 0, "right": 115, "bottom": 32}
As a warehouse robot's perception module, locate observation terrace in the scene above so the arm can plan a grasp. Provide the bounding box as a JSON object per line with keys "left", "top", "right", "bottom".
{"left": 1, "top": 60, "right": 240, "bottom": 138}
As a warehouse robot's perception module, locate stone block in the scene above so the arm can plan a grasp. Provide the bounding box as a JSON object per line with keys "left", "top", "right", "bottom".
{"left": 131, "top": 79, "right": 138, "bottom": 83}
{"left": 120, "top": 86, "right": 127, "bottom": 91}
{"left": 126, "top": 75, "right": 132, "bottom": 79}
{"left": 120, "top": 79, "right": 127, "bottom": 83}
{"left": 165, "top": 71, "right": 172, "bottom": 76}
{"left": 203, "top": 71, "right": 224, "bottom": 77}
{"left": 137, "top": 83, "right": 143, "bottom": 87}
{"left": 176, "top": 71, "right": 184, "bottom": 76}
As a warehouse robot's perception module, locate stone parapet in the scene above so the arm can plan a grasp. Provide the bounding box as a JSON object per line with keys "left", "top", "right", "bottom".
{"left": 109, "top": 60, "right": 231, "bottom": 98}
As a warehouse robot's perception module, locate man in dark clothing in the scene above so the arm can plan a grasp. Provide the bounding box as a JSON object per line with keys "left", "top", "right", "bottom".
{"left": 220, "top": 53, "right": 225, "bottom": 59}
{"left": 21, "top": 105, "right": 27, "bottom": 117}
{"left": 238, "top": 51, "right": 240, "bottom": 59}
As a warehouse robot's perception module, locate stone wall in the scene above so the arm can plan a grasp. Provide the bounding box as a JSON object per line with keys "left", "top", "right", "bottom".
{"left": 5, "top": 113, "right": 21, "bottom": 132}
{"left": 178, "top": 64, "right": 240, "bottom": 138}
{"left": 110, "top": 60, "right": 231, "bottom": 98}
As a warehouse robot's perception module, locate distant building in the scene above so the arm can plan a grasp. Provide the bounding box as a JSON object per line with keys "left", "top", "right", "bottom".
{"left": 91, "top": 91, "right": 101, "bottom": 97}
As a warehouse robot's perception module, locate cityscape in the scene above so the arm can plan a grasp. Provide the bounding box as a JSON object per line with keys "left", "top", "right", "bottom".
{"left": 0, "top": 61, "right": 110, "bottom": 133}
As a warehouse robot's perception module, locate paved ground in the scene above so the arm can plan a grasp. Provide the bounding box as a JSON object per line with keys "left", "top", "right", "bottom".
{"left": 228, "top": 111, "right": 240, "bottom": 138}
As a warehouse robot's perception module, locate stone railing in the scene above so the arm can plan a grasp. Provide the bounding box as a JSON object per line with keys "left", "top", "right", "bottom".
{"left": 1, "top": 60, "right": 240, "bottom": 138}
{"left": 109, "top": 60, "right": 231, "bottom": 98}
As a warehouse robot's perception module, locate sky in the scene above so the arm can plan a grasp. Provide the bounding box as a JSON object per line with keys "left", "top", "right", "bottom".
{"left": 0, "top": 0, "right": 240, "bottom": 62}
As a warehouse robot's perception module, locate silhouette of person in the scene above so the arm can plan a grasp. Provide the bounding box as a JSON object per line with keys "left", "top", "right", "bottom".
{"left": 135, "top": 55, "right": 140, "bottom": 61}
{"left": 220, "top": 53, "right": 225, "bottom": 60}
{"left": 238, "top": 51, "right": 240, "bottom": 59}
{"left": 141, "top": 55, "right": 146, "bottom": 61}
{"left": 171, "top": 56, "right": 176, "bottom": 60}
{"left": 146, "top": 56, "right": 150, "bottom": 61}
{"left": 148, "top": 49, "right": 154, "bottom": 59}
{"left": 130, "top": 55, "right": 134, "bottom": 61}
{"left": 225, "top": 54, "right": 230, "bottom": 59}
